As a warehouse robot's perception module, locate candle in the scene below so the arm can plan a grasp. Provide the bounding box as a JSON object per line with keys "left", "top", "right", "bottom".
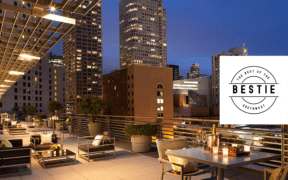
{"left": 64, "top": 149, "right": 66, "bottom": 154}
{"left": 223, "top": 148, "right": 229, "bottom": 156}
{"left": 232, "top": 144, "right": 237, "bottom": 147}
{"left": 244, "top": 145, "right": 250, "bottom": 152}
{"left": 54, "top": 151, "right": 56, "bottom": 156}
{"left": 208, "top": 135, "right": 213, "bottom": 148}
{"left": 213, "top": 146, "right": 218, "bottom": 154}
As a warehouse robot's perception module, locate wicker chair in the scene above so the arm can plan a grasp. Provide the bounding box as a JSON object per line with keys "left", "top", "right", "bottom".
{"left": 156, "top": 138, "right": 214, "bottom": 180}
{"left": 264, "top": 164, "right": 288, "bottom": 180}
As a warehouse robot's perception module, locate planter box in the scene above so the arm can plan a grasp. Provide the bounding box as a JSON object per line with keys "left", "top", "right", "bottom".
{"left": 131, "top": 135, "right": 152, "bottom": 153}
{"left": 88, "top": 122, "right": 103, "bottom": 136}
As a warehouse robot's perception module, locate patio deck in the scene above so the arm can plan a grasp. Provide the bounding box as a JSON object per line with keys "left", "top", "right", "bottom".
{"left": 0, "top": 121, "right": 265, "bottom": 180}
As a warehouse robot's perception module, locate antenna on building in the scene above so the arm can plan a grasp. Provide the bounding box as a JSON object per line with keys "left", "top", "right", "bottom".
{"left": 243, "top": 43, "right": 245, "bottom": 47}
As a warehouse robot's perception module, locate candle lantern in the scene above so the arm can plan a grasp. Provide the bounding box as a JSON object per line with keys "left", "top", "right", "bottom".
{"left": 213, "top": 146, "right": 218, "bottom": 154}
{"left": 223, "top": 148, "right": 229, "bottom": 156}
{"left": 244, "top": 145, "right": 250, "bottom": 152}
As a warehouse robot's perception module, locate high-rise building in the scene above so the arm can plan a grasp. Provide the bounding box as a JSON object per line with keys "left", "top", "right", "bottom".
{"left": 167, "top": 64, "right": 179, "bottom": 80}
{"left": 0, "top": 54, "right": 66, "bottom": 113}
{"left": 48, "top": 52, "right": 63, "bottom": 67}
{"left": 119, "top": 0, "right": 167, "bottom": 69}
{"left": 102, "top": 65, "right": 173, "bottom": 119}
{"left": 187, "top": 63, "right": 200, "bottom": 79}
{"left": 63, "top": 0, "right": 103, "bottom": 114}
{"left": 212, "top": 47, "right": 248, "bottom": 107}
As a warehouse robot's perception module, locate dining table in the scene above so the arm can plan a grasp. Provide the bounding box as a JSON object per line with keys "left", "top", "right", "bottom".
{"left": 165, "top": 147, "right": 281, "bottom": 180}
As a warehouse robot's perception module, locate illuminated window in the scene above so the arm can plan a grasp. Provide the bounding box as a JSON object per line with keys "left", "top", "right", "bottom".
{"left": 35, "top": 77, "right": 38, "bottom": 82}
{"left": 55, "top": 98, "right": 57, "bottom": 101}
{"left": 55, "top": 87, "right": 57, "bottom": 91}
{"left": 54, "top": 70, "right": 57, "bottom": 73}
{"left": 54, "top": 75, "right": 57, "bottom": 79}
{"left": 157, "top": 91, "right": 164, "bottom": 96}
{"left": 157, "top": 99, "right": 164, "bottom": 104}
{"left": 54, "top": 81, "right": 57, "bottom": 85}
{"left": 157, "top": 106, "right": 164, "bottom": 111}
{"left": 55, "top": 92, "right": 57, "bottom": 96}
{"left": 35, "top": 84, "right": 38, "bottom": 88}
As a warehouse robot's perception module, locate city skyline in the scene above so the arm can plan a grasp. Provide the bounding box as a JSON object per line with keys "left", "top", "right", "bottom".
{"left": 49, "top": 0, "right": 288, "bottom": 77}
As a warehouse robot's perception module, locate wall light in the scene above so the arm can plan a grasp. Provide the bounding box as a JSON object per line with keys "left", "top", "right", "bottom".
{"left": 9, "top": 71, "right": 25, "bottom": 75}
{"left": 19, "top": 54, "right": 41, "bottom": 60}
{"left": 4, "top": 80, "right": 16, "bottom": 82}
{"left": 43, "top": 14, "right": 76, "bottom": 25}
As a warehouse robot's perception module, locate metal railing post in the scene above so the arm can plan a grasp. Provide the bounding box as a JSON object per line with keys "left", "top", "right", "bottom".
{"left": 281, "top": 135, "right": 285, "bottom": 166}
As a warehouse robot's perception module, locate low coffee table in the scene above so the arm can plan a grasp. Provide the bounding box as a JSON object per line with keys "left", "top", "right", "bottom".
{"left": 37, "top": 149, "right": 76, "bottom": 168}
{"left": 7, "top": 126, "right": 26, "bottom": 135}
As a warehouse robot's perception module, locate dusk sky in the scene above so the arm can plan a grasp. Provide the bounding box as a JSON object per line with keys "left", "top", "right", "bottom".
{"left": 50, "top": 0, "right": 288, "bottom": 77}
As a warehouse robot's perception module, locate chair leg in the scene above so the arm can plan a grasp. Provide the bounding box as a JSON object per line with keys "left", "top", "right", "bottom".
{"left": 181, "top": 167, "right": 184, "bottom": 180}
{"left": 160, "top": 162, "right": 164, "bottom": 180}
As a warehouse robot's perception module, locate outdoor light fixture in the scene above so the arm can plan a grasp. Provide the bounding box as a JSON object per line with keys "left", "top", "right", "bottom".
{"left": 9, "top": 71, "right": 25, "bottom": 75}
{"left": 50, "top": 7, "right": 56, "bottom": 11}
{"left": 19, "top": 54, "right": 41, "bottom": 60}
{"left": 43, "top": 14, "right": 76, "bottom": 25}
{"left": 0, "top": 85, "right": 10, "bottom": 87}
{"left": 4, "top": 80, "right": 16, "bottom": 82}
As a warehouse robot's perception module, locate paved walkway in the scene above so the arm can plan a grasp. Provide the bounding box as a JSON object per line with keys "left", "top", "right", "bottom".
{"left": 0, "top": 121, "right": 264, "bottom": 180}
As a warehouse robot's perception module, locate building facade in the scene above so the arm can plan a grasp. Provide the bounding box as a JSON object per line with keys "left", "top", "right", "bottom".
{"left": 63, "top": 0, "right": 103, "bottom": 114}
{"left": 212, "top": 47, "right": 248, "bottom": 107}
{"left": 187, "top": 63, "right": 200, "bottom": 79}
{"left": 119, "top": 0, "right": 167, "bottom": 69}
{"left": 167, "top": 64, "right": 179, "bottom": 80}
{"left": 102, "top": 65, "right": 173, "bottom": 120}
{"left": 0, "top": 54, "right": 66, "bottom": 113}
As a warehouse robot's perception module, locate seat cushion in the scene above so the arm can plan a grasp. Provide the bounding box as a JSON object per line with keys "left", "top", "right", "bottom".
{"left": 30, "top": 143, "right": 52, "bottom": 150}
{"left": 0, "top": 140, "right": 13, "bottom": 148}
{"left": 156, "top": 138, "right": 188, "bottom": 159}
{"left": 78, "top": 144, "right": 114, "bottom": 153}
{"left": 167, "top": 148, "right": 198, "bottom": 174}
{"left": 269, "top": 166, "right": 285, "bottom": 180}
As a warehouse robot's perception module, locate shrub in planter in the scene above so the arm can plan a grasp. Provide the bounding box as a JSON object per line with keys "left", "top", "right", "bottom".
{"left": 78, "top": 97, "right": 107, "bottom": 136}
{"left": 124, "top": 125, "right": 157, "bottom": 153}
{"left": 24, "top": 105, "right": 37, "bottom": 122}
{"left": 34, "top": 115, "right": 46, "bottom": 120}
{"left": 47, "top": 101, "right": 63, "bottom": 115}
{"left": 23, "top": 114, "right": 27, "bottom": 118}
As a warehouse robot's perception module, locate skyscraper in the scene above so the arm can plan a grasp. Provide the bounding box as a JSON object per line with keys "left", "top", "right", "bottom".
{"left": 187, "top": 63, "right": 200, "bottom": 79}
{"left": 119, "top": 0, "right": 167, "bottom": 69}
{"left": 63, "top": 0, "right": 103, "bottom": 114}
{"left": 212, "top": 47, "right": 248, "bottom": 107}
{"left": 167, "top": 64, "right": 180, "bottom": 80}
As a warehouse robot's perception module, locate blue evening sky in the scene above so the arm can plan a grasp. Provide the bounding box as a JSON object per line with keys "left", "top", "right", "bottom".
{"left": 50, "top": 0, "right": 288, "bottom": 78}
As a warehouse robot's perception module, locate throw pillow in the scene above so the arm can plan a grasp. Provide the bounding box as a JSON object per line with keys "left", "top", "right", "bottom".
{"left": 40, "top": 133, "right": 53, "bottom": 144}
{"left": 167, "top": 148, "right": 198, "bottom": 174}
{"left": 269, "top": 166, "right": 285, "bottom": 180}
{"left": 0, "top": 140, "right": 13, "bottom": 148}
{"left": 11, "top": 121, "right": 17, "bottom": 125}
{"left": 92, "top": 135, "right": 103, "bottom": 146}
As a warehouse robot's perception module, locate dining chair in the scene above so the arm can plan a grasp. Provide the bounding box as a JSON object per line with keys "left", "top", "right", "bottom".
{"left": 264, "top": 164, "right": 288, "bottom": 180}
{"left": 156, "top": 138, "right": 215, "bottom": 180}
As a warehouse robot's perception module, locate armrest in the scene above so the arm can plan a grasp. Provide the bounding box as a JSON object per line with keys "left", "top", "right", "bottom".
{"left": 158, "top": 158, "right": 183, "bottom": 168}
{"left": 78, "top": 136, "right": 94, "bottom": 139}
{"left": 264, "top": 168, "right": 274, "bottom": 180}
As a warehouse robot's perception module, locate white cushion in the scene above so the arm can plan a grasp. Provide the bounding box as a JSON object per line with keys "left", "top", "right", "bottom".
{"left": 167, "top": 148, "right": 198, "bottom": 173}
{"left": 41, "top": 133, "right": 52, "bottom": 144}
{"left": 11, "top": 121, "right": 17, "bottom": 125}
{"left": 92, "top": 135, "right": 103, "bottom": 146}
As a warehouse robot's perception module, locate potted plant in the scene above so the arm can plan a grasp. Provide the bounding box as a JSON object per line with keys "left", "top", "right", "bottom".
{"left": 78, "top": 97, "right": 107, "bottom": 136}
{"left": 24, "top": 105, "right": 37, "bottom": 122}
{"left": 124, "top": 125, "right": 157, "bottom": 153}
{"left": 55, "top": 119, "right": 66, "bottom": 131}
{"left": 50, "top": 144, "right": 61, "bottom": 155}
{"left": 47, "top": 101, "right": 63, "bottom": 116}
{"left": 11, "top": 106, "right": 19, "bottom": 119}
{"left": 23, "top": 114, "right": 28, "bottom": 121}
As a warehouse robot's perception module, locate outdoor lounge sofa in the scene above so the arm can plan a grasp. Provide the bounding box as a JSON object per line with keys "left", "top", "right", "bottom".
{"left": 30, "top": 134, "right": 62, "bottom": 158}
{"left": 0, "top": 139, "right": 31, "bottom": 177}
{"left": 264, "top": 164, "right": 288, "bottom": 180}
{"left": 78, "top": 136, "right": 115, "bottom": 161}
